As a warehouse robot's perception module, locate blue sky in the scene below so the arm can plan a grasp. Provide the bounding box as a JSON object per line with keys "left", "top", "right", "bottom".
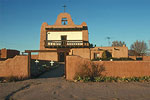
{"left": 0, "top": 0, "right": 150, "bottom": 52}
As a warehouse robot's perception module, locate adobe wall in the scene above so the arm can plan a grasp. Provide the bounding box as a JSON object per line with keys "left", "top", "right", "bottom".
{"left": 1, "top": 49, "right": 7, "bottom": 58}
{"left": 129, "top": 56, "right": 137, "bottom": 60}
{"left": 112, "top": 47, "right": 128, "bottom": 58}
{"left": 31, "top": 55, "right": 39, "bottom": 59}
{"left": 129, "top": 56, "right": 150, "bottom": 61}
{"left": 0, "top": 48, "right": 20, "bottom": 59}
{"left": 91, "top": 46, "right": 128, "bottom": 59}
{"left": 95, "top": 61, "right": 150, "bottom": 77}
{"left": 71, "top": 48, "right": 90, "bottom": 59}
{"left": 40, "top": 22, "right": 48, "bottom": 50}
{"left": 0, "top": 56, "right": 28, "bottom": 78}
{"left": 7, "top": 50, "right": 20, "bottom": 58}
{"left": 143, "top": 56, "right": 150, "bottom": 61}
{"left": 38, "top": 52, "right": 58, "bottom": 61}
{"left": 66, "top": 55, "right": 150, "bottom": 81}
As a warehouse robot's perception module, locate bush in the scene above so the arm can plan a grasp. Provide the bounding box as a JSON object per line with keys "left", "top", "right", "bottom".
{"left": 90, "top": 63, "right": 105, "bottom": 78}
{"left": 75, "top": 76, "right": 150, "bottom": 82}
{"left": 92, "top": 57, "right": 134, "bottom": 61}
{"left": 74, "top": 62, "right": 91, "bottom": 79}
{"left": 75, "top": 76, "right": 150, "bottom": 83}
{"left": 74, "top": 62, "right": 105, "bottom": 82}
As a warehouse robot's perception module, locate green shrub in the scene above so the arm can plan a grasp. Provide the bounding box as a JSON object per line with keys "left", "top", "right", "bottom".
{"left": 83, "top": 76, "right": 91, "bottom": 82}
{"left": 92, "top": 57, "right": 134, "bottom": 61}
{"left": 74, "top": 76, "right": 150, "bottom": 83}
{"left": 94, "top": 77, "right": 101, "bottom": 82}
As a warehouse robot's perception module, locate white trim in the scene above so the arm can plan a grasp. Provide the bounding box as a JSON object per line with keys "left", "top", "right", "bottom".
{"left": 47, "top": 32, "right": 82, "bottom": 40}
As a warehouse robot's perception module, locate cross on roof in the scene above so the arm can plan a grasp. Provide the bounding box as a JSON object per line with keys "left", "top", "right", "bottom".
{"left": 62, "top": 5, "right": 67, "bottom": 13}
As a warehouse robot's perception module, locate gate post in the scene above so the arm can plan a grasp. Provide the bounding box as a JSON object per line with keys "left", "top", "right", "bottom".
{"left": 28, "top": 52, "right": 31, "bottom": 78}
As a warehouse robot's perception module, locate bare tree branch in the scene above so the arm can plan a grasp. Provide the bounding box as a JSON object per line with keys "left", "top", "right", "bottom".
{"left": 112, "top": 41, "right": 126, "bottom": 47}
{"left": 130, "top": 40, "right": 148, "bottom": 56}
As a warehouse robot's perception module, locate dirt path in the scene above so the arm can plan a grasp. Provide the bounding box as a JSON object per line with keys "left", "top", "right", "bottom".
{"left": 1, "top": 64, "right": 150, "bottom": 100}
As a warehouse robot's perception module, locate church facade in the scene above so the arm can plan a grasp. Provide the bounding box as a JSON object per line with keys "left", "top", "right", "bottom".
{"left": 38, "top": 12, "right": 128, "bottom": 62}
{"left": 39, "top": 13, "right": 90, "bottom": 62}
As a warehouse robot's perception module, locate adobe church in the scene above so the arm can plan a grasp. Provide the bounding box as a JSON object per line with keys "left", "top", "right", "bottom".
{"left": 38, "top": 12, "right": 128, "bottom": 62}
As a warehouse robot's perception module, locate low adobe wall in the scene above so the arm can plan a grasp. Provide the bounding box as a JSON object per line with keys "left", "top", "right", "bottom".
{"left": 129, "top": 56, "right": 150, "bottom": 61}
{"left": 128, "top": 56, "right": 136, "bottom": 60}
{"left": 143, "top": 56, "right": 150, "bottom": 61}
{"left": 31, "top": 55, "right": 39, "bottom": 59}
{"left": 0, "top": 56, "right": 29, "bottom": 78}
{"left": 66, "top": 56, "right": 150, "bottom": 81}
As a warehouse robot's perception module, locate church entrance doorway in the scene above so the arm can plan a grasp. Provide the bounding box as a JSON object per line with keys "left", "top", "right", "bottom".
{"left": 57, "top": 49, "right": 70, "bottom": 62}
{"left": 58, "top": 52, "right": 65, "bottom": 62}
{"left": 58, "top": 52, "right": 69, "bottom": 62}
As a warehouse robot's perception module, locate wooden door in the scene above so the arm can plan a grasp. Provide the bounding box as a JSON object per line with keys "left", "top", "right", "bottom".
{"left": 61, "top": 36, "right": 67, "bottom": 46}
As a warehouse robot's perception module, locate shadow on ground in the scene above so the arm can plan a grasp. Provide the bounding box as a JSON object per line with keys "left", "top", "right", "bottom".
{"left": 38, "top": 63, "right": 65, "bottom": 78}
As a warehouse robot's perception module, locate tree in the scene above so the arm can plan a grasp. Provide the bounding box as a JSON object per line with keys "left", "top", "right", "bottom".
{"left": 89, "top": 43, "right": 93, "bottom": 48}
{"left": 111, "top": 41, "right": 126, "bottom": 47}
{"left": 89, "top": 43, "right": 96, "bottom": 48}
{"left": 102, "top": 50, "right": 112, "bottom": 59}
{"left": 130, "top": 40, "right": 148, "bottom": 56}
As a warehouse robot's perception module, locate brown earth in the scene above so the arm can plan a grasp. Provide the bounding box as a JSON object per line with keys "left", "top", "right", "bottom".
{"left": 0, "top": 64, "right": 150, "bottom": 100}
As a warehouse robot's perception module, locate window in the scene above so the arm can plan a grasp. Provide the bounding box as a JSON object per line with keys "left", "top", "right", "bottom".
{"left": 61, "top": 18, "right": 68, "bottom": 25}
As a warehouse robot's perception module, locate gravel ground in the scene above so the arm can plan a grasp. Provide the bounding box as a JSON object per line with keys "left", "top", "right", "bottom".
{"left": 0, "top": 64, "right": 150, "bottom": 100}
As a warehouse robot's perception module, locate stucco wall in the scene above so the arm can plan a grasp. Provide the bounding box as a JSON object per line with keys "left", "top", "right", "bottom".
{"left": 38, "top": 48, "right": 90, "bottom": 61}
{"left": 129, "top": 56, "right": 150, "bottom": 61}
{"left": 71, "top": 48, "right": 90, "bottom": 59}
{"left": 0, "top": 48, "right": 20, "bottom": 59}
{"left": 31, "top": 55, "right": 39, "bottom": 59}
{"left": 38, "top": 52, "right": 58, "bottom": 61}
{"left": 143, "top": 56, "right": 150, "bottom": 61}
{"left": 0, "top": 56, "right": 28, "bottom": 78}
{"left": 40, "top": 13, "right": 89, "bottom": 50}
{"left": 47, "top": 31, "right": 82, "bottom": 40}
{"left": 112, "top": 47, "right": 128, "bottom": 58}
{"left": 91, "top": 46, "right": 128, "bottom": 59}
{"left": 66, "top": 55, "right": 150, "bottom": 81}
{"left": 0, "top": 49, "right": 7, "bottom": 58}
{"left": 129, "top": 56, "right": 137, "bottom": 60}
